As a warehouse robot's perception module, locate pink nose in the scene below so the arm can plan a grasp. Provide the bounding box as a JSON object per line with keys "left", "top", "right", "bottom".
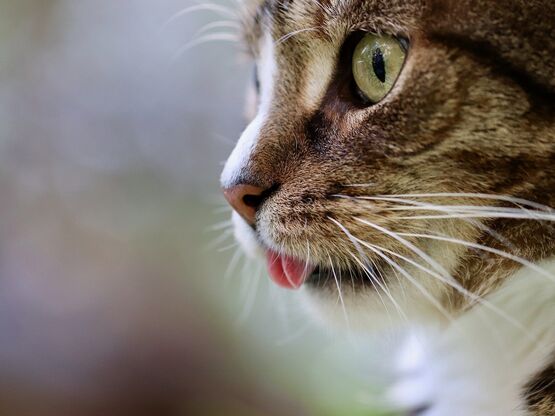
{"left": 223, "top": 184, "right": 267, "bottom": 225}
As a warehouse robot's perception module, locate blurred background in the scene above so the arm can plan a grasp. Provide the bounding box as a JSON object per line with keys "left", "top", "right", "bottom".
{"left": 0, "top": 1, "right": 391, "bottom": 415}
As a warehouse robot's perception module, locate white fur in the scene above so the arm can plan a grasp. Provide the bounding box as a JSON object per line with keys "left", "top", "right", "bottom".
{"left": 389, "top": 258, "right": 555, "bottom": 416}
{"left": 231, "top": 211, "right": 264, "bottom": 257}
{"left": 220, "top": 34, "right": 276, "bottom": 188}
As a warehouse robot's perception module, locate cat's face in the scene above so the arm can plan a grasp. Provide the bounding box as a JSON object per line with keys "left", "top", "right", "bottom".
{"left": 221, "top": 0, "right": 555, "bottom": 327}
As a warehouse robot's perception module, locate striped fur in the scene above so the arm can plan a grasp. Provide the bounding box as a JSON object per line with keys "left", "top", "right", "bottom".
{"left": 221, "top": 1, "right": 555, "bottom": 414}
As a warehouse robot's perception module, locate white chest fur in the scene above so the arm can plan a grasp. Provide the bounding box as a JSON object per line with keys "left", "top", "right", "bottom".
{"left": 389, "top": 258, "right": 555, "bottom": 416}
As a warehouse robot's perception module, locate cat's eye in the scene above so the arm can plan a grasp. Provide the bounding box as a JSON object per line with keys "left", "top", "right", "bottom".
{"left": 352, "top": 33, "right": 407, "bottom": 104}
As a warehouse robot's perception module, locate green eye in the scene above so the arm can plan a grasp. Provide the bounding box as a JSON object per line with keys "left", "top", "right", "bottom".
{"left": 352, "top": 33, "right": 407, "bottom": 104}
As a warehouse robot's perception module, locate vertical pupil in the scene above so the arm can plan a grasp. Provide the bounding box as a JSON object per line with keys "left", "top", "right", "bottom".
{"left": 372, "top": 48, "right": 386, "bottom": 83}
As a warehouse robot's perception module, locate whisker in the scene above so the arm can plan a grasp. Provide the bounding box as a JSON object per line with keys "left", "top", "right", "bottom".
{"left": 312, "top": 0, "right": 329, "bottom": 14}
{"left": 328, "top": 217, "right": 408, "bottom": 324}
{"left": 353, "top": 219, "right": 540, "bottom": 341}
{"left": 348, "top": 265, "right": 356, "bottom": 292}
{"left": 236, "top": 262, "right": 263, "bottom": 325}
{"left": 347, "top": 251, "right": 404, "bottom": 325}
{"left": 380, "top": 205, "right": 546, "bottom": 214}
{"left": 211, "top": 132, "right": 238, "bottom": 147}
{"left": 224, "top": 247, "right": 243, "bottom": 281}
{"left": 354, "top": 217, "right": 452, "bottom": 279}
{"left": 378, "top": 193, "right": 554, "bottom": 212}
{"left": 191, "top": 20, "right": 240, "bottom": 40}
{"left": 276, "top": 27, "right": 320, "bottom": 44}
{"left": 275, "top": 322, "right": 312, "bottom": 346}
{"left": 328, "top": 252, "right": 350, "bottom": 328}
{"left": 162, "top": 3, "right": 238, "bottom": 31}
{"left": 217, "top": 242, "right": 239, "bottom": 253}
{"left": 396, "top": 212, "right": 555, "bottom": 221}
{"left": 270, "top": 280, "right": 290, "bottom": 331}
{"left": 354, "top": 237, "right": 454, "bottom": 324}
{"left": 173, "top": 33, "right": 240, "bottom": 60}
{"left": 357, "top": 238, "right": 531, "bottom": 334}
{"left": 238, "top": 256, "right": 253, "bottom": 300}
{"left": 339, "top": 183, "right": 374, "bottom": 188}
{"left": 336, "top": 195, "right": 554, "bottom": 219}
{"left": 205, "top": 228, "right": 233, "bottom": 250}
{"left": 398, "top": 232, "right": 555, "bottom": 283}
{"left": 335, "top": 194, "right": 519, "bottom": 251}
{"left": 206, "top": 219, "right": 233, "bottom": 232}
{"left": 341, "top": 183, "right": 376, "bottom": 188}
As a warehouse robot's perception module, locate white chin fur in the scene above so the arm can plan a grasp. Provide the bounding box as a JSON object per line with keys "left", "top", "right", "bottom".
{"left": 232, "top": 211, "right": 264, "bottom": 259}
{"left": 301, "top": 280, "right": 446, "bottom": 333}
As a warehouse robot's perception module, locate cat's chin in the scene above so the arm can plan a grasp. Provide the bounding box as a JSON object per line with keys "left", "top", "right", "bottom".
{"left": 301, "top": 278, "right": 449, "bottom": 332}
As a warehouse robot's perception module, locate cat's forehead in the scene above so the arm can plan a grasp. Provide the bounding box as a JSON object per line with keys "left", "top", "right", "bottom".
{"left": 241, "top": 0, "right": 423, "bottom": 52}
{"left": 257, "top": 0, "right": 350, "bottom": 24}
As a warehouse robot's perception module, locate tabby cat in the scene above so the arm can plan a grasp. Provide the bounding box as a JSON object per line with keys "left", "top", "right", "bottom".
{"left": 220, "top": 1, "right": 555, "bottom": 414}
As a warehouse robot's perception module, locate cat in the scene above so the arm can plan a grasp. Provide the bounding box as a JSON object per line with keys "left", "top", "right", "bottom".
{"left": 220, "top": 0, "right": 555, "bottom": 414}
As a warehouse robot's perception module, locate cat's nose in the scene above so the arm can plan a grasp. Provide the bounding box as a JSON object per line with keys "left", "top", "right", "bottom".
{"left": 223, "top": 184, "right": 267, "bottom": 225}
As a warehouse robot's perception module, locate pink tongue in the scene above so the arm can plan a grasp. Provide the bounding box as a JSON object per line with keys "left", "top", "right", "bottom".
{"left": 265, "top": 250, "right": 315, "bottom": 290}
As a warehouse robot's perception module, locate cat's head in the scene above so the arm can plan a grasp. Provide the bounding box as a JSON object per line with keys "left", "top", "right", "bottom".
{"left": 220, "top": 0, "right": 555, "bottom": 328}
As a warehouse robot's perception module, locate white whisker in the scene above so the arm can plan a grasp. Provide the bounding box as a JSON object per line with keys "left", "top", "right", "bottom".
{"left": 236, "top": 262, "right": 263, "bottom": 325}
{"left": 335, "top": 195, "right": 554, "bottom": 220}
{"left": 238, "top": 256, "right": 253, "bottom": 300}
{"left": 342, "top": 183, "right": 376, "bottom": 188}
{"left": 173, "top": 33, "right": 240, "bottom": 60}
{"left": 275, "top": 322, "right": 312, "bottom": 346}
{"left": 354, "top": 217, "right": 452, "bottom": 279}
{"left": 335, "top": 194, "right": 519, "bottom": 250}
{"left": 192, "top": 20, "right": 240, "bottom": 39}
{"left": 276, "top": 27, "right": 320, "bottom": 44}
{"left": 217, "top": 241, "right": 239, "bottom": 253}
{"left": 162, "top": 3, "right": 237, "bottom": 31}
{"left": 378, "top": 193, "right": 554, "bottom": 212}
{"left": 347, "top": 251, "right": 404, "bottom": 325}
{"left": 398, "top": 232, "right": 555, "bottom": 283}
{"left": 381, "top": 205, "right": 547, "bottom": 214}
{"left": 396, "top": 212, "right": 555, "bottom": 221}
{"left": 328, "top": 252, "right": 350, "bottom": 328}
{"left": 328, "top": 217, "right": 408, "bottom": 324}
{"left": 354, "top": 237, "right": 454, "bottom": 324}
{"left": 207, "top": 219, "right": 233, "bottom": 232}
{"left": 205, "top": 228, "right": 234, "bottom": 250}
{"left": 357, "top": 238, "right": 532, "bottom": 335}
{"left": 224, "top": 248, "right": 243, "bottom": 281}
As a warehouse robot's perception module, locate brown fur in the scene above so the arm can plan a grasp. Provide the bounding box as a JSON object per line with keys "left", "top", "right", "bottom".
{"left": 229, "top": 1, "right": 555, "bottom": 413}
{"left": 527, "top": 360, "right": 555, "bottom": 415}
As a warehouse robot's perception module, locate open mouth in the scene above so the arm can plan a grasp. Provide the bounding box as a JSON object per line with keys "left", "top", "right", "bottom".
{"left": 265, "top": 249, "right": 377, "bottom": 290}
{"left": 305, "top": 265, "right": 378, "bottom": 289}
